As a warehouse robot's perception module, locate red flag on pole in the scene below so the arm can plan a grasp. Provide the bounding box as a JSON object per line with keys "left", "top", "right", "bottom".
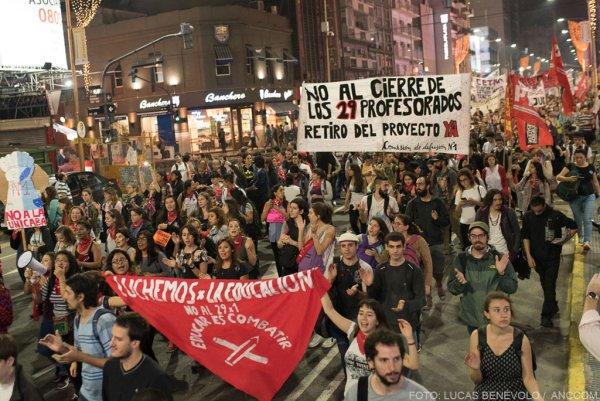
{"left": 504, "top": 72, "right": 515, "bottom": 142}
{"left": 575, "top": 73, "right": 589, "bottom": 104}
{"left": 513, "top": 100, "right": 554, "bottom": 150}
{"left": 106, "top": 270, "right": 331, "bottom": 401}
{"left": 549, "top": 35, "right": 576, "bottom": 115}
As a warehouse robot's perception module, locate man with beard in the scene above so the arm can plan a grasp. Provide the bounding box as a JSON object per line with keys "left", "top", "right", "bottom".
{"left": 405, "top": 176, "right": 449, "bottom": 303}
{"left": 447, "top": 222, "right": 518, "bottom": 334}
{"left": 102, "top": 313, "right": 172, "bottom": 401}
{"left": 344, "top": 329, "right": 430, "bottom": 401}
{"left": 358, "top": 176, "right": 399, "bottom": 231}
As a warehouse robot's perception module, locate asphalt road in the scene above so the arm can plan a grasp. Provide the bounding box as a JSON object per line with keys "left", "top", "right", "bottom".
{"left": 4, "top": 207, "right": 570, "bottom": 401}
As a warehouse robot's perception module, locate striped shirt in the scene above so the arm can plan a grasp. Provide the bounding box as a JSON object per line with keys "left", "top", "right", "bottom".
{"left": 577, "top": 113, "right": 594, "bottom": 132}
{"left": 40, "top": 279, "right": 69, "bottom": 318}
{"left": 75, "top": 308, "right": 115, "bottom": 401}
{"left": 54, "top": 181, "right": 72, "bottom": 201}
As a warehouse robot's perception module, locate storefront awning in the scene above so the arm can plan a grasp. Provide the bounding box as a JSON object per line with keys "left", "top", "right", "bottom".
{"left": 215, "top": 45, "right": 233, "bottom": 65}
{"left": 267, "top": 102, "right": 298, "bottom": 116}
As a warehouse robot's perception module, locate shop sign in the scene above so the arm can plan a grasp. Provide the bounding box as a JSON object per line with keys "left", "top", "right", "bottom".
{"left": 259, "top": 89, "right": 294, "bottom": 101}
{"left": 139, "top": 96, "right": 180, "bottom": 110}
{"left": 205, "top": 91, "right": 246, "bottom": 103}
{"left": 440, "top": 14, "right": 449, "bottom": 61}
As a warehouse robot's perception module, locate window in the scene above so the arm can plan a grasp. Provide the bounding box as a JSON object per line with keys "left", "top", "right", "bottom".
{"left": 265, "top": 47, "right": 274, "bottom": 83}
{"left": 153, "top": 65, "right": 164, "bottom": 83}
{"left": 246, "top": 46, "right": 255, "bottom": 75}
{"left": 216, "top": 63, "right": 231, "bottom": 76}
{"left": 114, "top": 64, "right": 123, "bottom": 88}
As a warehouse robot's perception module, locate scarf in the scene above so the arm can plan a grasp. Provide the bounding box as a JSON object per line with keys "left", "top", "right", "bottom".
{"left": 77, "top": 237, "right": 92, "bottom": 253}
{"left": 131, "top": 220, "right": 144, "bottom": 230}
{"left": 167, "top": 211, "right": 178, "bottom": 224}
{"left": 356, "top": 330, "right": 366, "bottom": 355}
{"left": 107, "top": 227, "right": 116, "bottom": 240}
{"left": 233, "top": 235, "right": 244, "bottom": 252}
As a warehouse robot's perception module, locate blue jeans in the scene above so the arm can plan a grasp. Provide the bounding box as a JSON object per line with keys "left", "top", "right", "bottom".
{"left": 570, "top": 194, "right": 595, "bottom": 242}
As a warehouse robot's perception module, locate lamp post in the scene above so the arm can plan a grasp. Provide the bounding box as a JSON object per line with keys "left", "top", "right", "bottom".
{"left": 586, "top": 0, "right": 598, "bottom": 97}
{"left": 64, "top": 0, "right": 85, "bottom": 171}
{"left": 99, "top": 23, "right": 194, "bottom": 165}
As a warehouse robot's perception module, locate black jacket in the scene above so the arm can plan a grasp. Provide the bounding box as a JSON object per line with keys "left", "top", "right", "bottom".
{"left": 10, "top": 364, "right": 45, "bottom": 401}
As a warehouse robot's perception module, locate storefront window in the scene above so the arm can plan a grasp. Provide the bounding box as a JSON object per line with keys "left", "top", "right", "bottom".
{"left": 265, "top": 106, "right": 290, "bottom": 128}
{"left": 188, "top": 108, "right": 234, "bottom": 154}
{"left": 240, "top": 108, "right": 254, "bottom": 147}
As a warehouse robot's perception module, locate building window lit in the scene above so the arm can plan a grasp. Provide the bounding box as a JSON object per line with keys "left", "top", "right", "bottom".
{"left": 246, "top": 46, "right": 255, "bottom": 75}
{"left": 153, "top": 65, "right": 164, "bottom": 84}
{"left": 114, "top": 64, "right": 123, "bottom": 88}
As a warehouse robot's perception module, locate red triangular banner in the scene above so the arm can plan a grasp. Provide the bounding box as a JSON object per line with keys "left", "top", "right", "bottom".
{"left": 549, "top": 35, "right": 576, "bottom": 115}
{"left": 514, "top": 101, "right": 554, "bottom": 150}
{"left": 106, "top": 269, "right": 331, "bottom": 401}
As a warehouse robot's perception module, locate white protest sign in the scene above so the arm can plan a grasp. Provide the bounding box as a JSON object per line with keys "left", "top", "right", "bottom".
{"left": 297, "top": 74, "right": 471, "bottom": 154}
{"left": 472, "top": 76, "right": 506, "bottom": 102}
{"left": 0, "top": 152, "right": 47, "bottom": 229}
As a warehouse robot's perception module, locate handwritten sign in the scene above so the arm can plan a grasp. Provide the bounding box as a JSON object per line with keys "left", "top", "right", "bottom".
{"left": 0, "top": 152, "right": 47, "bottom": 229}
{"left": 153, "top": 230, "right": 171, "bottom": 247}
{"left": 106, "top": 269, "right": 330, "bottom": 401}
{"left": 298, "top": 74, "right": 471, "bottom": 154}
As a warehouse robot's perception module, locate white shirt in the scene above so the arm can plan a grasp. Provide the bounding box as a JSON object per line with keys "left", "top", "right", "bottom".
{"left": 580, "top": 310, "right": 600, "bottom": 362}
{"left": 359, "top": 194, "right": 399, "bottom": 231}
{"left": 126, "top": 147, "right": 138, "bottom": 166}
{"left": 171, "top": 162, "right": 188, "bottom": 181}
{"left": 484, "top": 166, "right": 502, "bottom": 191}
{"left": 284, "top": 185, "right": 301, "bottom": 202}
{"left": 0, "top": 381, "right": 14, "bottom": 400}
{"left": 455, "top": 185, "right": 486, "bottom": 224}
{"left": 488, "top": 214, "right": 508, "bottom": 254}
{"left": 344, "top": 322, "right": 370, "bottom": 397}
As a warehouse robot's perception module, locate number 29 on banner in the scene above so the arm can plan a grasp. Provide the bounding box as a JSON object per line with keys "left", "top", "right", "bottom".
{"left": 336, "top": 100, "right": 357, "bottom": 120}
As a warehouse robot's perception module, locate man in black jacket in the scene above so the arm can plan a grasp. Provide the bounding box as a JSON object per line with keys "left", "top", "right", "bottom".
{"left": 406, "top": 176, "right": 450, "bottom": 302}
{"left": 0, "top": 334, "right": 45, "bottom": 401}
{"left": 522, "top": 195, "right": 577, "bottom": 328}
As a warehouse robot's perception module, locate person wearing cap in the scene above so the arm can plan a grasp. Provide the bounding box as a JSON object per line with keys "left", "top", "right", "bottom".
{"left": 565, "top": 131, "right": 594, "bottom": 165}
{"left": 447, "top": 221, "right": 518, "bottom": 334}
{"left": 322, "top": 232, "right": 372, "bottom": 369}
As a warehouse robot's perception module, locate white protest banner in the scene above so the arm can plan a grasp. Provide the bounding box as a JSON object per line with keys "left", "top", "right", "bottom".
{"left": 297, "top": 74, "right": 471, "bottom": 154}
{"left": 0, "top": 152, "right": 47, "bottom": 229}
{"left": 515, "top": 78, "right": 546, "bottom": 108}
{"left": 472, "top": 75, "right": 506, "bottom": 102}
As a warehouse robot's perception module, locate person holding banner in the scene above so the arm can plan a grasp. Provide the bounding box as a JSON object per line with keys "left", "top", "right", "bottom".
{"left": 227, "top": 219, "right": 258, "bottom": 277}
{"left": 320, "top": 290, "right": 418, "bottom": 397}
{"left": 277, "top": 198, "right": 309, "bottom": 277}
{"left": 212, "top": 238, "right": 251, "bottom": 280}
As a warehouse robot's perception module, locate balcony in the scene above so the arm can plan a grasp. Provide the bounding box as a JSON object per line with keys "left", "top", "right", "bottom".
{"left": 397, "top": 26, "right": 421, "bottom": 38}
{"left": 394, "top": 0, "right": 420, "bottom": 16}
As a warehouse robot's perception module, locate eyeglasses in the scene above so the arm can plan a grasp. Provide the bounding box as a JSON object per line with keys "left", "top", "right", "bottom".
{"left": 112, "top": 258, "right": 129, "bottom": 264}
{"left": 469, "top": 233, "right": 487, "bottom": 240}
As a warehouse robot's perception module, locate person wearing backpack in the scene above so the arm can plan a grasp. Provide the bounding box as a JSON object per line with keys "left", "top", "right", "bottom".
{"left": 392, "top": 214, "right": 433, "bottom": 310}
{"left": 448, "top": 222, "right": 518, "bottom": 334}
{"left": 464, "top": 292, "right": 543, "bottom": 401}
{"left": 360, "top": 233, "right": 426, "bottom": 345}
{"left": 358, "top": 175, "right": 399, "bottom": 232}
{"left": 39, "top": 273, "right": 116, "bottom": 401}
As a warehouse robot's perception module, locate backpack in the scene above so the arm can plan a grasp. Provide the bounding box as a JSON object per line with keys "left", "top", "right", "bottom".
{"left": 74, "top": 308, "right": 115, "bottom": 357}
{"left": 360, "top": 194, "right": 391, "bottom": 224}
{"left": 357, "top": 375, "right": 369, "bottom": 401}
{"left": 478, "top": 326, "right": 537, "bottom": 372}
{"left": 403, "top": 235, "right": 421, "bottom": 267}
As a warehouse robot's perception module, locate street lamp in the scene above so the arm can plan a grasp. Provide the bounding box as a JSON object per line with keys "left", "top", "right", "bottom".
{"left": 557, "top": 18, "right": 565, "bottom": 22}
{"left": 511, "top": 43, "right": 517, "bottom": 48}
{"left": 495, "top": 38, "right": 502, "bottom": 43}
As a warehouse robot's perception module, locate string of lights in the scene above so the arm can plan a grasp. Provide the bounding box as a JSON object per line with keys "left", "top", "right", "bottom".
{"left": 72, "top": 0, "right": 102, "bottom": 92}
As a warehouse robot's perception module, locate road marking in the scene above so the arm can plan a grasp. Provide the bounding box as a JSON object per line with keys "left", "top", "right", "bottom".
{"left": 286, "top": 347, "right": 338, "bottom": 401}
{"left": 568, "top": 242, "right": 586, "bottom": 394}
{"left": 1, "top": 252, "right": 17, "bottom": 261}
{"left": 315, "top": 369, "right": 345, "bottom": 401}
{"left": 32, "top": 365, "right": 55, "bottom": 380}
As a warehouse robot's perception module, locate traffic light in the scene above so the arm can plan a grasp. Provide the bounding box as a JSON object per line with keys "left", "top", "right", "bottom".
{"left": 130, "top": 68, "right": 138, "bottom": 83}
{"left": 171, "top": 109, "right": 188, "bottom": 124}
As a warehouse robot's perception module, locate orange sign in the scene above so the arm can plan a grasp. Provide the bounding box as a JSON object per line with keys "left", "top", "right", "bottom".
{"left": 153, "top": 230, "right": 172, "bottom": 248}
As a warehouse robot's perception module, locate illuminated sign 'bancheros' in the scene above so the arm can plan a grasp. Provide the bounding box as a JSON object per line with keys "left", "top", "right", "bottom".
{"left": 440, "top": 14, "right": 449, "bottom": 61}
{"left": 205, "top": 91, "right": 246, "bottom": 103}
{"left": 139, "top": 96, "right": 180, "bottom": 110}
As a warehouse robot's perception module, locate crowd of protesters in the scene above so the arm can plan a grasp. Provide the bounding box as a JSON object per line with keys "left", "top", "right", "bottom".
{"left": 1, "top": 90, "right": 599, "bottom": 400}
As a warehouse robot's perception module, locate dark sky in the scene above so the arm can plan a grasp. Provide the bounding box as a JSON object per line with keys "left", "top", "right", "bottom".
{"left": 519, "top": 0, "right": 588, "bottom": 24}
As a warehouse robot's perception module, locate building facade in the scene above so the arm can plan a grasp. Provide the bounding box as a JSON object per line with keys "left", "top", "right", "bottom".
{"left": 430, "top": 0, "right": 473, "bottom": 74}
{"left": 64, "top": 4, "right": 296, "bottom": 161}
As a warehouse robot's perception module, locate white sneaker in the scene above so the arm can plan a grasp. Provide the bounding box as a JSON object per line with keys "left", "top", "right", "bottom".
{"left": 308, "top": 333, "right": 324, "bottom": 348}
{"left": 321, "top": 337, "right": 337, "bottom": 349}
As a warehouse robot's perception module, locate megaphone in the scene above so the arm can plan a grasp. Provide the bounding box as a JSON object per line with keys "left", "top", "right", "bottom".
{"left": 17, "top": 251, "right": 47, "bottom": 276}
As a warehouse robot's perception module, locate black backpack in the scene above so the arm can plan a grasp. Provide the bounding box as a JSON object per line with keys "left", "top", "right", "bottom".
{"left": 478, "top": 326, "right": 537, "bottom": 373}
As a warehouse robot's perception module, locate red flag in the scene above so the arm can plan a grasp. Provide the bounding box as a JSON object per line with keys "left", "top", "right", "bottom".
{"left": 107, "top": 270, "right": 331, "bottom": 401}
{"left": 549, "top": 35, "right": 576, "bottom": 115}
{"left": 575, "top": 73, "right": 589, "bottom": 104}
{"left": 504, "top": 72, "right": 515, "bottom": 141}
{"left": 513, "top": 101, "right": 554, "bottom": 150}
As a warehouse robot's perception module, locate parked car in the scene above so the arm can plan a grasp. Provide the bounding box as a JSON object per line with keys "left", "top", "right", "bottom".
{"left": 50, "top": 172, "right": 120, "bottom": 205}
